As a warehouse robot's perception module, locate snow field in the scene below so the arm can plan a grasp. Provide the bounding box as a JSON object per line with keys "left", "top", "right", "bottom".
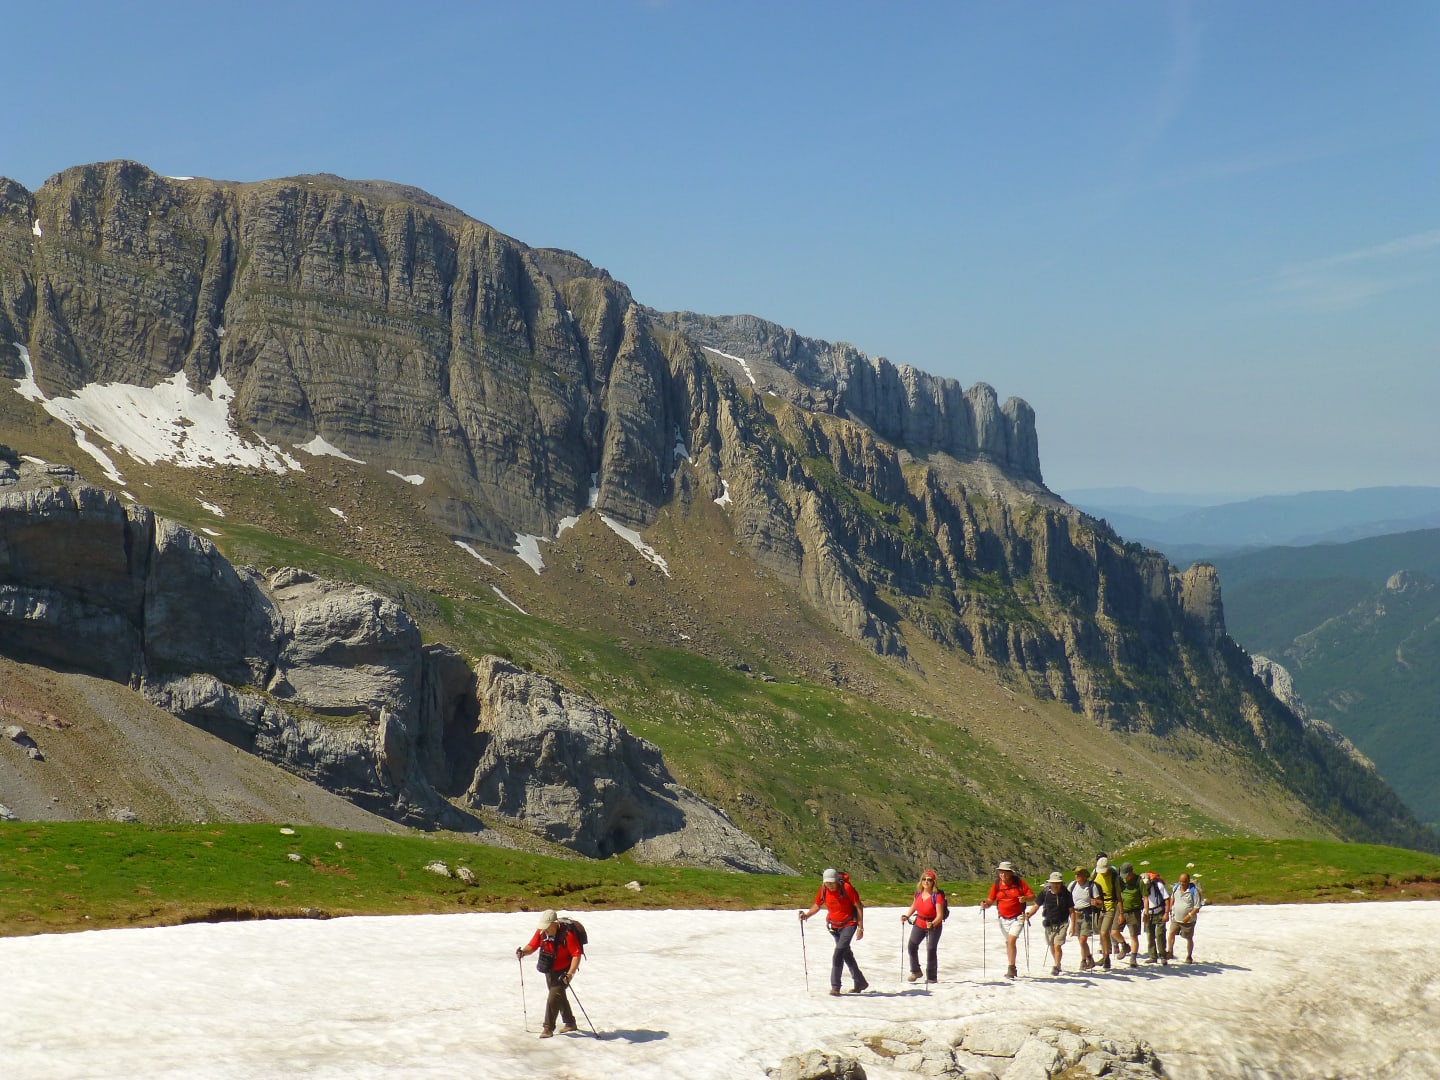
{"left": 3, "top": 902, "right": 1437, "bottom": 1080}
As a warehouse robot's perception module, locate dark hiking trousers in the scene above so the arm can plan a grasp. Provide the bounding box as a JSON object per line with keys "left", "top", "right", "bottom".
{"left": 907, "top": 922, "right": 943, "bottom": 981}
{"left": 1145, "top": 913, "right": 1167, "bottom": 960}
{"left": 830, "top": 923, "right": 864, "bottom": 990}
{"left": 543, "top": 971, "right": 576, "bottom": 1033}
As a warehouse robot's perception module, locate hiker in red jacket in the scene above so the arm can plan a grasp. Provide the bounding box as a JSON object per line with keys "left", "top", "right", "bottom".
{"left": 799, "top": 868, "right": 869, "bottom": 995}
{"left": 980, "top": 860, "right": 1037, "bottom": 979}
{"left": 516, "top": 909, "right": 583, "bottom": 1038}
{"left": 902, "top": 868, "right": 947, "bottom": 983}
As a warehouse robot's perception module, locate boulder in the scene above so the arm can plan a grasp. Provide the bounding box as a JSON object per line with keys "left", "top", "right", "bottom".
{"left": 766, "top": 1049, "right": 866, "bottom": 1080}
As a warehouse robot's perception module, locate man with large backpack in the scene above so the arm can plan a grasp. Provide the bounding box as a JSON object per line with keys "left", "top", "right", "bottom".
{"left": 1142, "top": 871, "right": 1172, "bottom": 965}
{"left": 1167, "top": 871, "right": 1204, "bottom": 963}
{"left": 981, "top": 860, "right": 1037, "bottom": 979}
{"left": 1091, "top": 855, "right": 1122, "bottom": 971}
{"left": 516, "top": 909, "right": 584, "bottom": 1038}
{"left": 799, "top": 868, "right": 869, "bottom": 995}
{"left": 1032, "top": 871, "right": 1077, "bottom": 976}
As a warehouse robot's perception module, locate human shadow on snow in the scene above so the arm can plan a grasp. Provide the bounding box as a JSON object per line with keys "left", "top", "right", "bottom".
{"left": 596, "top": 1029, "right": 669, "bottom": 1043}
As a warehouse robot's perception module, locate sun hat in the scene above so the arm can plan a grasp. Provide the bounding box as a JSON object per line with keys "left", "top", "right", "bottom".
{"left": 996, "top": 860, "right": 1016, "bottom": 872}
{"left": 1095, "top": 856, "right": 1110, "bottom": 872}
{"left": 1074, "top": 866, "right": 1088, "bottom": 875}
{"left": 822, "top": 868, "right": 838, "bottom": 883}
{"left": 1047, "top": 871, "right": 1064, "bottom": 883}
{"left": 1120, "top": 862, "right": 1134, "bottom": 875}
{"left": 535, "top": 908, "right": 558, "bottom": 929}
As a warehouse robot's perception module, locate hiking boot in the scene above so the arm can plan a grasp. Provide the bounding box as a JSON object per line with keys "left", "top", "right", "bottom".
{"left": 558, "top": 1023, "right": 577, "bottom": 1035}
{"left": 1051, "top": 965, "right": 1061, "bottom": 976}
{"left": 1129, "top": 957, "right": 1138, "bottom": 968}
{"left": 539, "top": 1029, "right": 554, "bottom": 1039}
{"left": 907, "top": 971, "right": 921, "bottom": 982}
{"left": 1102, "top": 958, "right": 1111, "bottom": 971}
{"left": 850, "top": 978, "right": 869, "bottom": 994}
{"left": 828, "top": 987, "right": 841, "bottom": 996}
{"left": 1006, "top": 965, "right": 1017, "bottom": 979}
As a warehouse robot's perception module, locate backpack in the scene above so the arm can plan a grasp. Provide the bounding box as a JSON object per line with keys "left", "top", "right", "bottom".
{"left": 557, "top": 916, "right": 588, "bottom": 949}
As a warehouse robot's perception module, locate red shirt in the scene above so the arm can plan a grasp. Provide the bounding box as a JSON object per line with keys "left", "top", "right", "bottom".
{"left": 987, "top": 876, "right": 1034, "bottom": 919}
{"left": 527, "top": 925, "right": 582, "bottom": 971}
{"left": 912, "top": 888, "right": 946, "bottom": 929}
{"left": 812, "top": 881, "right": 862, "bottom": 928}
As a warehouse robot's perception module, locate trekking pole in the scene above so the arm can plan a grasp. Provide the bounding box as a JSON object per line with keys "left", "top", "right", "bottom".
{"left": 800, "top": 917, "right": 811, "bottom": 993}
{"left": 1024, "top": 917, "right": 1032, "bottom": 975}
{"left": 517, "top": 954, "right": 529, "bottom": 1032}
{"left": 900, "top": 917, "right": 906, "bottom": 986}
{"left": 566, "top": 981, "right": 598, "bottom": 1037}
{"left": 981, "top": 907, "right": 987, "bottom": 979}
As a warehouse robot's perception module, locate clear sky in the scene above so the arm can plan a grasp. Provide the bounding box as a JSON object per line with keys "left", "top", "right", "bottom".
{"left": 4, "top": 1, "right": 1437, "bottom": 496}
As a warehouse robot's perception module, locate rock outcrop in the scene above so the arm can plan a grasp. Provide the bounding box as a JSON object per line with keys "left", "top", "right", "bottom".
{"left": 0, "top": 464, "right": 788, "bottom": 871}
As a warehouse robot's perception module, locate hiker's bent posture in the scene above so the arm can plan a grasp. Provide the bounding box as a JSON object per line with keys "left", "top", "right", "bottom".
{"left": 981, "top": 861, "right": 1036, "bottom": 979}
{"left": 1167, "top": 872, "right": 1204, "bottom": 962}
{"left": 1034, "top": 871, "right": 1076, "bottom": 976}
{"left": 902, "top": 869, "right": 947, "bottom": 983}
{"left": 799, "top": 868, "right": 868, "bottom": 995}
{"left": 517, "top": 909, "right": 583, "bottom": 1038}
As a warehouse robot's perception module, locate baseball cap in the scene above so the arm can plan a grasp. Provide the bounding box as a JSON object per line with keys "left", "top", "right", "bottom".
{"left": 535, "top": 909, "right": 558, "bottom": 929}
{"left": 822, "top": 868, "right": 838, "bottom": 883}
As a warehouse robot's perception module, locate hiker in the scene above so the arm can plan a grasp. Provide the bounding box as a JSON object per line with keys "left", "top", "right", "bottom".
{"left": 1117, "top": 863, "right": 1145, "bottom": 967}
{"left": 980, "top": 860, "right": 1036, "bottom": 979}
{"left": 1167, "top": 872, "right": 1204, "bottom": 962}
{"left": 1092, "top": 855, "right": 1122, "bottom": 970}
{"left": 1069, "top": 866, "right": 1100, "bottom": 970}
{"left": 1032, "top": 871, "right": 1076, "bottom": 976}
{"left": 516, "top": 909, "right": 584, "bottom": 1039}
{"left": 1143, "top": 871, "right": 1171, "bottom": 964}
{"left": 799, "top": 868, "right": 869, "bottom": 995}
{"left": 902, "top": 868, "right": 947, "bottom": 983}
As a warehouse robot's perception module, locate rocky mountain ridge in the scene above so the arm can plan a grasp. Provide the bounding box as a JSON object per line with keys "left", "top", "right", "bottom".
{"left": 0, "top": 459, "right": 785, "bottom": 871}
{"left": 2, "top": 160, "right": 1435, "bottom": 863}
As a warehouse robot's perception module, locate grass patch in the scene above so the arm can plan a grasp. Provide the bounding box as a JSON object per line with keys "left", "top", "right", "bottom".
{"left": 5, "top": 826, "right": 1438, "bottom": 938}
{"left": 1115, "top": 836, "right": 1440, "bottom": 904}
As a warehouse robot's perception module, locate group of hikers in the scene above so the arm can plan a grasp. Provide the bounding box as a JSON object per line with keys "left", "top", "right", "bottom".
{"left": 794, "top": 856, "right": 1204, "bottom": 995}
{"left": 517, "top": 855, "right": 1204, "bottom": 1035}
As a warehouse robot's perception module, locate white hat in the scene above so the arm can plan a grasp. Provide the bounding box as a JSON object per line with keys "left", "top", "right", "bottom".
{"left": 1047, "top": 871, "right": 1064, "bottom": 883}
{"left": 996, "top": 860, "right": 1016, "bottom": 872}
{"left": 822, "top": 868, "right": 838, "bottom": 883}
{"left": 1095, "top": 856, "right": 1110, "bottom": 872}
{"left": 535, "top": 909, "right": 558, "bottom": 929}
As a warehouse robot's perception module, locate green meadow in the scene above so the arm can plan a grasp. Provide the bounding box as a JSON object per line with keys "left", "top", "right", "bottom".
{"left": 3, "top": 823, "right": 1437, "bottom": 937}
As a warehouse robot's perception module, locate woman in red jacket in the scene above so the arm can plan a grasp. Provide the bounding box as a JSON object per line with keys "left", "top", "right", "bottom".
{"left": 902, "top": 869, "right": 947, "bottom": 984}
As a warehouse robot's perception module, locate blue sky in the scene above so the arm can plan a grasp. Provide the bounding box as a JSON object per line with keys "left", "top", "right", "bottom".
{"left": 5, "top": 1, "right": 1437, "bottom": 495}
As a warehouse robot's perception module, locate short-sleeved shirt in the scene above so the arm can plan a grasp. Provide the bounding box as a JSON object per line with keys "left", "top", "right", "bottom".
{"left": 813, "top": 881, "right": 862, "bottom": 928}
{"left": 1145, "top": 878, "right": 1170, "bottom": 912}
{"left": 1119, "top": 874, "right": 1145, "bottom": 912}
{"left": 1171, "top": 883, "right": 1203, "bottom": 922}
{"left": 911, "top": 888, "right": 946, "bottom": 929}
{"left": 987, "top": 876, "right": 1035, "bottom": 919}
{"left": 527, "top": 925, "right": 583, "bottom": 971}
{"left": 1036, "top": 886, "right": 1075, "bottom": 927}
{"left": 1070, "top": 879, "right": 1098, "bottom": 910}
{"left": 1093, "top": 868, "right": 1121, "bottom": 911}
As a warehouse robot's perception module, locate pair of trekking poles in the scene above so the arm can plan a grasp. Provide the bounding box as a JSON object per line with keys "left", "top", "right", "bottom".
{"left": 980, "top": 906, "right": 1030, "bottom": 979}
{"left": 517, "top": 955, "right": 598, "bottom": 1037}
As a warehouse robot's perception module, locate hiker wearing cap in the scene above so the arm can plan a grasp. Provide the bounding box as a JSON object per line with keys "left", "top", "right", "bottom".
{"left": 1142, "top": 871, "right": 1171, "bottom": 965}
{"left": 799, "top": 869, "right": 869, "bottom": 995}
{"left": 902, "top": 869, "right": 947, "bottom": 983}
{"left": 1167, "top": 872, "right": 1204, "bottom": 962}
{"left": 1092, "top": 854, "right": 1122, "bottom": 970}
{"left": 516, "top": 909, "right": 584, "bottom": 1038}
{"left": 1117, "top": 863, "right": 1145, "bottom": 968}
{"left": 1069, "top": 866, "right": 1100, "bottom": 971}
{"left": 980, "top": 861, "right": 1036, "bottom": 979}
{"left": 1033, "top": 872, "right": 1077, "bottom": 976}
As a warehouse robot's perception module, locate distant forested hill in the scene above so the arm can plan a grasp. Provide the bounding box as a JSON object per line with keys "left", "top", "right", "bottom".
{"left": 1214, "top": 530, "right": 1440, "bottom": 828}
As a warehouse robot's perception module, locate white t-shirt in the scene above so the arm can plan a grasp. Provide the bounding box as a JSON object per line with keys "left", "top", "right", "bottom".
{"left": 1070, "top": 879, "right": 1098, "bottom": 910}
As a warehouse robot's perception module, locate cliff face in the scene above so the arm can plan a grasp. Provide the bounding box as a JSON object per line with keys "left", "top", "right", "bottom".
{"left": 3, "top": 161, "right": 1434, "bottom": 856}
{"left": 0, "top": 462, "right": 789, "bottom": 872}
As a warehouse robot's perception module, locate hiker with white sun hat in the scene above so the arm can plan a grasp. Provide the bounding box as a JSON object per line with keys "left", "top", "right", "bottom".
{"left": 1032, "top": 871, "right": 1078, "bottom": 975}
{"left": 980, "top": 860, "right": 1036, "bottom": 979}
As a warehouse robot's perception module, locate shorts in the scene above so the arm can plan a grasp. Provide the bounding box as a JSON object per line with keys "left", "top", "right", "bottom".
{"left": 1121, "top": 911, "right": 1141, "bottom": 936}
{"left": 1171, "top": 918, "right": 1196, "bottom": 940}
{"left": 1043, "top": 923, "right": 1067, "bottom": 947}
{"left": 1097, "top": 909, "right": 1118, "bottom": 936}
{"left": 1074, "top": 909, "right": 1097, "bottom": 937}
{"left": 999, "top": 915, "right": 1025, "bottom": 940}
